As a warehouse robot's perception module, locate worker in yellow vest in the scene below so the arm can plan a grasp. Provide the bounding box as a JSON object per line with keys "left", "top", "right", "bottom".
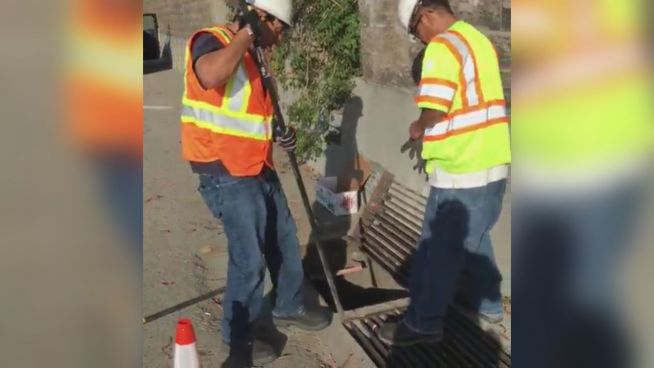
{"left": 181, "top": 0, "right": 329, "bottom": 365}
{"left": 378, "top": 0, "right": 511, "bottom": 345}
{"left": 511, "top": 0, "right": 652, "bottom": 366}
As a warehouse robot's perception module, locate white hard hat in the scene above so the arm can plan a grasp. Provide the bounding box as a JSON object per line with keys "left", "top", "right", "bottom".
{"left": 398, "top": 0, "right": 421, "bottom": 32}
{"left": 247, "top": 0, "right": 293, "bottom": 27}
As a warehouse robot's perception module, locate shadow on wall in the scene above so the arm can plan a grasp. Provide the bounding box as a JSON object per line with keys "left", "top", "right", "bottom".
{"left": 323, "top": 96, "right": 363, "bottom": 180}
{"left": 304, "top": 95, "right": 409, "bottom": 312}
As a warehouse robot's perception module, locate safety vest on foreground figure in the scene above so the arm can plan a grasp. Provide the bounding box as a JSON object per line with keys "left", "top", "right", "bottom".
{"left": 180, "top": 26, "right": 275, "bottom": 177}
{"left": 510, "top": 0, "right": 652, "bottom": 189}
{"left": 417, "top": 20, "right": 511, "bottom": 175}
{"left": 66, "top": 0, "right": 142, "bottom": 155}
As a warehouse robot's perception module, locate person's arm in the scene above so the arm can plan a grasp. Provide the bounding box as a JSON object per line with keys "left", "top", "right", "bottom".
{"left": 410, "top": 41, "right": 459, "bottom": 139}
{"left": 416, "top": 109, "right": 445, "bottom": 130}
{"left": 409, "top": 108, "right": 445, "bottom": 139}
{"left": 195, "top": 27, "right": 254, "bottom": 89}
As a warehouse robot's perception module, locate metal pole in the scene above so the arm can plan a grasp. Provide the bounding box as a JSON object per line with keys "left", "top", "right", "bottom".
{"left": 143, "top": 287, "right": 226, "bottom": 324}
{"left": 239, "top": 1, "right": 344, "bottom": 316}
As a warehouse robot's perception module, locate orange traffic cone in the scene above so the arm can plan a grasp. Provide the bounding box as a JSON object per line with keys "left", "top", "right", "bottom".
{"left": 173, "top": 319, "right": 200, "bottom": 368}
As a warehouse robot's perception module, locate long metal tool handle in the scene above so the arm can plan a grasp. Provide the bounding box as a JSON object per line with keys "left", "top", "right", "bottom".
{"left": 239, "top": 1, "right": 344, "bottom": 315}
{"left": 143, "top": 287, "right": 226, "bottom": 324}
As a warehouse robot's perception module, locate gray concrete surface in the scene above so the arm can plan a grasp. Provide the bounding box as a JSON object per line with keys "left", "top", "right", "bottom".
{"left": 143, "top": 69, "right": 373, "bottom": 367}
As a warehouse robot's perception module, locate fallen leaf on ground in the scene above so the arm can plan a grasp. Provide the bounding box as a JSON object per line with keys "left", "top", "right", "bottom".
{"left": 145, "top": 194, "right": 163, "bottom": 203}
{"left": 160, "top": 280, "right": 176, "bottom": 286}
{"left": 340, "top": 352, "right": 354, "bottom": 368}
{"left": 161, "top": 336, "right": 173, "bottom": 359}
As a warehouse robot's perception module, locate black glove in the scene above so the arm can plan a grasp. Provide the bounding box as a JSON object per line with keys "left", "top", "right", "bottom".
{"left": 401, "top": 138, "right": 427, "bottom": 175}
{"left": 239, "top": 2, "right": 263, "bottom": 39}
{"left": 275, "top": 126, "right": 297, "bottom": 152}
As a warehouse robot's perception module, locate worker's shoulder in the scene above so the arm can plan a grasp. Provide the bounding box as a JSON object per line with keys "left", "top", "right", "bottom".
{"left": 424, "top": 36, "right": 457, "bottom": 59}
{"left": 429, "top": 21, "right": 494, "bottom": 57}
{"left": 432, "top": 21, "right": 490, "bottom": 43}
{"left": 200, "top": 24, "right": 230, "bottom": 34}
{"left": 189, "top": 24, "right": 232, "bottom": 43}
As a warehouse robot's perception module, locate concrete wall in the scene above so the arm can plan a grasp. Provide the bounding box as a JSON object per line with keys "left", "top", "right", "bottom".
{"left": 359, "top": 0, "right": 510, "bottom": 88}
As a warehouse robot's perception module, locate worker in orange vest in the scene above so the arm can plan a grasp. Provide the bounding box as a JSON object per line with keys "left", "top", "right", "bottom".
{"left": 65, "top": 0, "right": 142, "bottom": 260}
{"left": 180, "top": 0, "right": 330, "bottom": 365}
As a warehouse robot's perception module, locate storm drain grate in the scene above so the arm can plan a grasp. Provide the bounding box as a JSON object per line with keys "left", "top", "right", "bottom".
{"left": 355, "top": 170, "right": 428, "bottom": 286}
{"left": 343, "top": 308, "right": 511, "bottom": 368}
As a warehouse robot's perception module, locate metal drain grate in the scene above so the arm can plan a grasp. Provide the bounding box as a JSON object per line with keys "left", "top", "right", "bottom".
{"left": 343, "top": 308, "right": 511, "bottom": 368}
{"left": 355, "top": 170, "right": 428, "bottom": 285}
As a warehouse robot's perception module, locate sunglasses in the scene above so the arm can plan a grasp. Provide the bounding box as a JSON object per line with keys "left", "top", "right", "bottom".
{"left": 408, "top": 0, "right": 424, "bottom": 35}
{"left": 265, "top": 14, "right": 290, "bottom": 34}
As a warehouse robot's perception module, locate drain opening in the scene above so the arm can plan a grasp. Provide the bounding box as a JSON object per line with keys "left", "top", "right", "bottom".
{"left": 343, "top": 308, "right": 511, "bottom": 368}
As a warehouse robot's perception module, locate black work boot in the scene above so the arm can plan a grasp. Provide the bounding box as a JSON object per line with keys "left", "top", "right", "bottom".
{"left": 273, "top": 306, "right": 331, "bottom": 331}
{"left": 453, "top": 293, "right": 505, "bottom": 324}
{"left": 221, "top": 338, "right": 278, "bottom": 367}
{"left": 377, "top": 320, "right": 443, "bottom": 346}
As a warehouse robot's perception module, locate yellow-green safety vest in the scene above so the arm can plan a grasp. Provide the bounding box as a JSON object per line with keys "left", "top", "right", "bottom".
{"left": 417, "top": 20, "right": 511, "bottom": 174}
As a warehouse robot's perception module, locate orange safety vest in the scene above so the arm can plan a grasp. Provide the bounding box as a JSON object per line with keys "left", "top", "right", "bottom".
{"left": 66, "top": 0, "right": 142, "bottom": 156}
{"left": 181, "top": 26, "right": 274, "bottom": 177}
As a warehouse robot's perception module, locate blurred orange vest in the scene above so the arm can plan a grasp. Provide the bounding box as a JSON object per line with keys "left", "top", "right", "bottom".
{"left": 181, "top": 26, "right": 274, "bottom": 176}
{"left": 66, "top": 0, "right": 142, "bottom": 156}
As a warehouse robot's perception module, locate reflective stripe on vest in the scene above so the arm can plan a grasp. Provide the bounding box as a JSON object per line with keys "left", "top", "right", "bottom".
{"left": 225, "top": 62, "right": 252, "bottom": 114}
{"left": 424, "top": 101, "right": 507, "bottom": 141}
{"left": 180, "top": 105, "right": 268, "bottom": 140}
{"left": 436, "top": 31, "right": 481, "bottom": 107}
{"left": 418, "top": 78, "right": 457, "bottom": 104}
{"left": 181, "top": 26, "right": 271, "bottom": 141}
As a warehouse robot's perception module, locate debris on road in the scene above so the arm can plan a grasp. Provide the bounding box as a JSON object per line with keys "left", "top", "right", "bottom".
{"left": 145, "top": 194, "right": 164, "bottom": 203}
{"left": 198, "top": 246, "right": 213, "bottom": 254}
{"left": 161, "top": 336, "right": 173, "bottom": 360}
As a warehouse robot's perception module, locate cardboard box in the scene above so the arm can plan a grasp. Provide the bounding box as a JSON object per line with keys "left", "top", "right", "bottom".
{"left": 315, "top": 154, "right": 372, "bottom": 216}
{"left": 316, "top": 176, "right": 359, "bottom": 216}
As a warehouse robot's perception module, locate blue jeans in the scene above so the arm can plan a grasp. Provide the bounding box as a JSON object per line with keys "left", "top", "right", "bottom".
{"left": 95, "top": 155, "right": 143, "bottom": 267}
{"left": 513, "top": 183, "right": 642, "bottom": 368}
{"left": 405, "top": 179, "right": 507, "bottom": 333}
{"left": 197, "top": 167, "right": 304, "bottom": 343}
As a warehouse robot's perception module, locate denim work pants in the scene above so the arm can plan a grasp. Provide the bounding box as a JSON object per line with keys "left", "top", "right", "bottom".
{"left": 405, "top": 179, "right": 507, "bottom": 333}
{"left": 197, "top": 167, "right": 304, "bottom": 343}
{"left": 512, "top": 183, "right": 642, "bottom": 368}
